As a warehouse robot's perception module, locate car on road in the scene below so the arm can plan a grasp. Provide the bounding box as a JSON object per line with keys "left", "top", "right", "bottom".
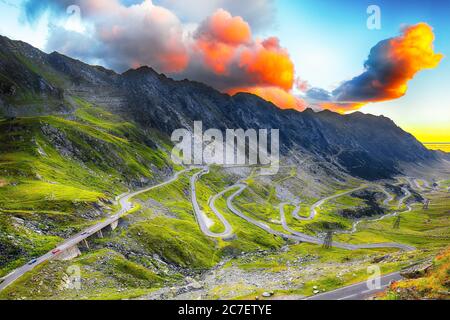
{"left": 81, "top": 231, "right": 90, "bottom": 236}
{"left": 51, "top": 249, "right": 61, "bottom": 255}
{"left": 27, "top": 259, "right": 38, "bottom": 265}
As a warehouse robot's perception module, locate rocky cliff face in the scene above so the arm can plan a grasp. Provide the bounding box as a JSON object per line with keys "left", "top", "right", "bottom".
{"left": 0, "top": 35, "right": 442, "bottom": 180}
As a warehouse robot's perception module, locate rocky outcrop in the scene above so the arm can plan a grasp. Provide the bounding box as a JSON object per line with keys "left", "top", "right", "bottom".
{"left": 54, "top": 245, "right": 82, "bottom": 261}
{"left": 400, "top": 262, "right": 434, "bottom": 279}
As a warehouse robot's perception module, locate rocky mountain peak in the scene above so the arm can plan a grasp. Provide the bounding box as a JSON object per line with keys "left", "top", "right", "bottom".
{"left": 0, "top": 34, "right": 445, "bottom": 180}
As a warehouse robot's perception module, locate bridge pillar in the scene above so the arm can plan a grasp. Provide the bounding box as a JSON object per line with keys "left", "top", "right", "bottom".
{"left": 83, "top": 239, "right": 90, "bottom": 250}
{"left": 97, "top": 230, "right": 103, "bottom": 238}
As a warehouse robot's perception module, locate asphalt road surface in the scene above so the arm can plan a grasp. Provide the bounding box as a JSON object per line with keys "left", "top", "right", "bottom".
{"left": 378, "top": 186, "right": 394, "bottom": 206}
{"left": 304, "top": 272, "right": 403, "bottom": 300}
{"left": 208, "top": 189, "right": 234, "bottom": 238}
{"left": 190, "top": 167, "right": 233, "bottom": 238}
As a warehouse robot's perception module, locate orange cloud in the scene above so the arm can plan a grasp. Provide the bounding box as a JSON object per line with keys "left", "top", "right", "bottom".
{"left": 385, "top": 22, "right": 443, "bottom": 99}
{"left": 229, "top": 38, "right": 303, "bottom": 110}
{"left": 206, "top": 8, "right": 252, "bottom": 45}
{"left": 195, "top": 39, "right": 236, "bottom": 74}
{"left": 239, "top": 37, "right": 295, "bottom": 91}
{"left": 321, "top": 23, "right": 443, "bottom": 113}
{"left": 194, "top": 10, "right": 303, "bottom": 110}
{"left": 195, "top": 9, "right": 252, "bottom": 74}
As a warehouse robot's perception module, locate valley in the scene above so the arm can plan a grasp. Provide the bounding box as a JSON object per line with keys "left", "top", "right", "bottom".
{"left": 1, "top": 161, "right": 449, "bottom": 300}
{"left": 0, "top": 34, "right": 449, "bottom": 300}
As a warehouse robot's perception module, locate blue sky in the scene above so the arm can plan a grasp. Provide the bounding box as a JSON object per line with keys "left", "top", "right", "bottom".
{"left": 0, "top": 0, "right": 448, "bottom": 141}
{"left": 276, "top": 0, "right": 450, "bottom": 141}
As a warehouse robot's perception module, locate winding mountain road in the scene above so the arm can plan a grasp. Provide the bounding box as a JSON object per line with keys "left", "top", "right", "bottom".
{"left": 190, "top": 168, "right": 233, "bottom": 238}
{"left": 307, "top": 186, "right": 368, "bottom": 220}
{"left": 378, "top": 185, "right": 395, "bottom": 206}
{"left": 397, "top": 187, "right": 412, "bottom": 208}
{"left": 287, "top": 179, "right": 412, "bottom": 233}
{"left": 291, "top": 203, "right": 302, "bottom": 220}
{"left": 2, "top": 166, "right": 426, "bottom": 293}
{"left": 192, "top": 167, "right": 417, "bottom": 252}
{"left": 226, "top": 184, "right": 306, "bottom": 242}
{"left": 278, "top": 202, "right": 415, "bottom": 251}
{"left": 0, "top": 169, "right": 190, "bottom": 292}
{"left": 220, "top": 182, "right": 415, "bottom": 251}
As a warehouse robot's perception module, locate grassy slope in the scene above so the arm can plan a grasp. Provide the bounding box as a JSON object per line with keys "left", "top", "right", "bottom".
{"left": 212, "top": 171, "right": 450, "bottom": 300}
{"left": 0, "top": 103, "right": 448, "bottom": 299}
{"left": 0, "top": 100, "right": 173, "bottom": 277}
{"left": 125, "top": 166, "right": 283, "bottom": 269}
{"left": 2, "top": 48, "right": 447, "bottom": 300}
{"left": 1, "top": 163, "right": 448, "bottom": 300}
{"left": 0, "top": 249, "right": 163, "bottom": 300}
{"left": 382, "top": 247, "right": 450, "bottom": 300}
{"left": 230, "top": 244, "right": 439, "bottom": 300}
{"left": 335, "top": 190, "right": 450, "bottom": 250}
{"left": 0, "top": 168, "right": 284, "bottom": 299}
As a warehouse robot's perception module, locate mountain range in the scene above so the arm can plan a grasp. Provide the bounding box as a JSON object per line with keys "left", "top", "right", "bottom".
{"left": 0, "top": 34, "right": 446, "bottom": 180}
{"left": 1, "top": 34, "right": 450, "bottom": 301}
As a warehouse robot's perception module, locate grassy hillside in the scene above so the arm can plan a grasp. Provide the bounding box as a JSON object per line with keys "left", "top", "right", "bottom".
{"left": 0, "top": 99, "right": 173, "bottom": 277}
{"left": 0, "top": 36, "right": 448, "bottom": 300}
{"left": 0, "top": 104, "right": 448, "bottom": 300}
{"left": 336, "top": 190, "right": 450, "bottom": 250}
{"left": 0, "top": 249, "right": 163, "bottom": 300}
{"left": 382, "top": 247, "right": 450, "bottom": 300}
{"left": 1, "top": 162, "right": 449, "bottom": 300}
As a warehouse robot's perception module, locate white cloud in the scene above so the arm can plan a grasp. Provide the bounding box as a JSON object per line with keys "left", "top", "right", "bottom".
{"left": 154, "top": 0, "right": 275, "bottom": 31}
